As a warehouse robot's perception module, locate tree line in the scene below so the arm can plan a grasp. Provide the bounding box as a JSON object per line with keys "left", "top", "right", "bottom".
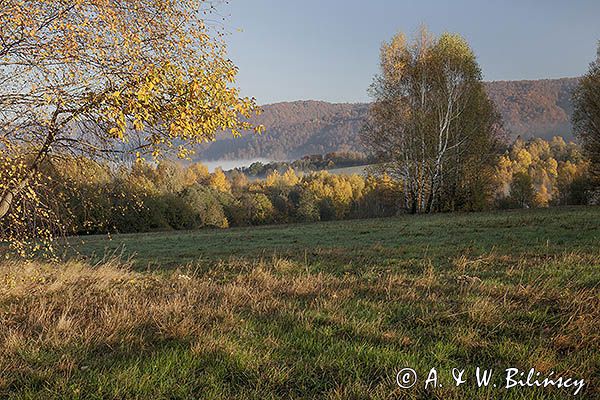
{"left": 24, "top": 136, "right": 588, "bottom": 239}
{"left": 240, "top": 152, "right": 374, "bottom": 177}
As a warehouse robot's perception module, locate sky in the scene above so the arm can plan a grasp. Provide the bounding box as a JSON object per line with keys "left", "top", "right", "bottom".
{"left": 221, "top": 0, "right": 600, "bottom": 105}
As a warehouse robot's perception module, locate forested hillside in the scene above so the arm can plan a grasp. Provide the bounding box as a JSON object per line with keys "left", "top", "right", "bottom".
{"left": 196, "top": 78, "right": 579, "bottom": 161}
{"left": 197, "top": 101, "right": 369, "bottom": 161}
{"left": 486, "top": 78, "right": 579, "bottom": 139}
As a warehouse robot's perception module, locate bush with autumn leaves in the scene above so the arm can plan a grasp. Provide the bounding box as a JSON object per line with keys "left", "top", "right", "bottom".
{"left": 495, "top": 137, "right": 592, "bottom": 208}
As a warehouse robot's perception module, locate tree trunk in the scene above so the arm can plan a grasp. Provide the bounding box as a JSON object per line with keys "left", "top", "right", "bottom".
{"left": 0, "top": 123, "right": 58, "bottom": 220}
{"left": 0, "top": 192, "right": 14, "bottom": 220}
{"left": 0, "top": 177, "right": 29, "bottom": 219}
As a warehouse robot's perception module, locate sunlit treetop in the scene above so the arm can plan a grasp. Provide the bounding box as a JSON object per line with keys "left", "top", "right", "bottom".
{"left": 0, "top": 0, "right": 263, "bottom": 160}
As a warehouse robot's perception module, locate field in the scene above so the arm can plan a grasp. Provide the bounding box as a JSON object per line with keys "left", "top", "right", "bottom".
{"left": 327, "top": 165, "right": 370, "bottom": 176}
{"left": 1, "top": 207, "right": 599, "bottom": 399}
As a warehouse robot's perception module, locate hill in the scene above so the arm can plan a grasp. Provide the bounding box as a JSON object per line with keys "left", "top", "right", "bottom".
{"left": 485, "top": 78, "right": 579, "bottom": 139}
{"left": 196, "top": 77, "right": 580, "bottom": 161}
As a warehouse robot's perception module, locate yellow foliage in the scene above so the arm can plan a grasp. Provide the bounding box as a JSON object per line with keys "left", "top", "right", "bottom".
{"left": 265, "top": 170, "right": 281, "bottom": 187}
{"left": 533, "top": 185, "right": 551, "bottom": 207}
{"left": 282, "top": 168, "right": 300, "bottom": 186}
{"left": 265, "top": 168, "right": 301, "bottom": 188}
{"left": 514, "top": 149, "right": 533, "bottom": 172}
{"left": 209, "top": 169, "right": 231, "bottom": 193}
{"left": 186, "top": 163, "right": 210, "bottom": 185}
{"left": 0, "top": 0, "right": 262, "bottom": 256}
{"left": 0, "top": 152, "right": 57, "bottom": 258}
{"left": 496, "top": 137, "right": 589, "bottom": 207}
{"left": 495, "top": 155, "right": 513, "bottom": 196}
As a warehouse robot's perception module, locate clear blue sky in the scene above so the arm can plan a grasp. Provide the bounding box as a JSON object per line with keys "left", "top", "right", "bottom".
{"left": 221, "top": 0, "right": 600, "bottom": 105}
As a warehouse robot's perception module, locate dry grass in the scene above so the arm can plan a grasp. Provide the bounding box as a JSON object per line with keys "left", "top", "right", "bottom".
{"left": 0, "top": 250, "right": 598, "bottom": 399}
{"left": 0, "top": 258, "right": 352, "bottom": 383}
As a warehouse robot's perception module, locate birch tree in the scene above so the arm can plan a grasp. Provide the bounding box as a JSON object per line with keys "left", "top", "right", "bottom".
{"left": 362, "top": 27, "right": 501, "bottom": 213}
{"left": 0, "top": 0, "right": 262, "bottom": 256}
{"left": 573, "top": 41, "right": 600, "bottom": 185}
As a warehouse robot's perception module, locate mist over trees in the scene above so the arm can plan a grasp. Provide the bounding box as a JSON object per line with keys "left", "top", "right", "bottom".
{"left": 362, "top": 28, "right": 502, "bottom": 213}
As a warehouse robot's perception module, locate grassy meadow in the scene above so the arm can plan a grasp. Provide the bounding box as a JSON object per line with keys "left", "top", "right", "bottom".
{"left": 0, "top": 207, "right": 599, "bottom": 399}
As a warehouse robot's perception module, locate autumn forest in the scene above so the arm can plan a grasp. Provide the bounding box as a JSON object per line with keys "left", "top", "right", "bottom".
{"left": 0, "top": 1, "right": 599, "bottom": 399}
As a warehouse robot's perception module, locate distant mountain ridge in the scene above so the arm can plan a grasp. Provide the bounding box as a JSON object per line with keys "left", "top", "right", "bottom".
{"left": 196, "top": 77, "right": 580, "bottom": 161}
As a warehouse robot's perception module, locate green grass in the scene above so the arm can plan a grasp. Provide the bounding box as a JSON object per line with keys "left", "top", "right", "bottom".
{"left": 1, "top": 207, "right": 598, "bottom": 399}
{"left": 72, "top": 206, "right": 600, "bottom": 271}
{"left": 327, "top": 164, "right": 370, "bottom": 176}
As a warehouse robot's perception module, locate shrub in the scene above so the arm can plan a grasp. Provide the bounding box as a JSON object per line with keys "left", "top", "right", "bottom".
{"left": 180, "top": 186, "right": 229, "bottom": 228}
